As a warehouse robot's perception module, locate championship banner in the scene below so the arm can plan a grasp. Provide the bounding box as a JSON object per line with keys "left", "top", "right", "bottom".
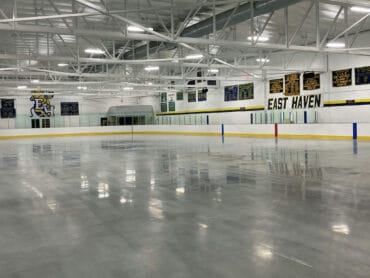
{"left": 269, "top": 78, "right": 283, "bottom": 94}
{"left": 0, "top": 99, "right": 16, "bottom": 118}
{"left": 355, "top": 66, "right": 370, "bottom": 85}
{"left": 332, "top": 69, "right": 352, "bottom": 87}
{"left": 176, "top": 91, "right": 184, "bottom": 101}
{"left": 188, "top": 91, "right": 196, "bottom": 102}
{"left": 303, "top": 72, "right": 320, "bottom": 90}
{"left": 160, "top": 103, "right": 167, "bottom": 112}
{"left": 61, "top": 102, "right": 79, "bottom": 116}
{"left": 238, "top": 83, "right": 254, "bottom": 100}
{"left": 284, "top": 73, "right": 300, "bottom": 96}
{"left": 224, "top": 85, "right": 238, "bottom": 101}
{"left": 160, "top": 92, "right": 167, "bottom": 103}
{"left": 168, "top": 101, "right": 175, "bottom": 112}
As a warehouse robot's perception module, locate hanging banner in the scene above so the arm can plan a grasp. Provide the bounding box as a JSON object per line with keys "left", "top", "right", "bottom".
{"left": 267, "top": 94, "right": 321, "bottom": 110}
{"left": 168, "top": 101, "right": 175, "bottom": 112}
{"left": 284, "top": 73, "right": 300, "bottom": 96}
{"left": 176, "top": 91, "right": 184, "bottom": 101}
{"left": 355, "top": 66, "right": 370, "bottom": 85}
{"left": 188, "top": 91, "right": 196, "bottom": 102}
{"left": 160, "top": 92, "right": 167, "bottom": 103}
{"left": 198, "top": 89, "right": 207, "bottom": 101}
{"left": 332, "top": 69, "right": 352, "bottom": 87}
{"left": 61, "top": 102, "right": 79, "bottom": 116}
{"left": 224, "top": 85, "right": 238, "bottom": 101}
{"left": 269, "top": 79, "right": 284, "bottom": 94}
{"left": 303, "top": 73, "right": 320, "bottom": 90}
{"left": 0, "top": 99, "right": 16, "bottom": 118}
{"left": 238, "top": 83, "right": 254, "bottom": 100}
{"left": 160, "top": 103, "right": 167, "bottom": 112}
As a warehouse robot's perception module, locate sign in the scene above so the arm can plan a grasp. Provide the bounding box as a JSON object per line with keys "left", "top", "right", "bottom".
{"left": 160, "top": 103, "right": 167, "bottom": 112}
{"left": 238, "top": 83, "right": 254, "bottom": 100}
{"left": 30, "top": 94, "right": 55, "bottom": 117}
{"left": 269, "top": 79, "right": 284, "bottom": 94}
{"left": 285, "top": 73, "right": 300, "bottom": 96}
{"left": 176, "top": 91, "right": 184, "bottom": 101}
{"left": 224, "top": 85, "right": 238, "bottom": 101}
{"left": 168, "top": 101, "right": 175, "bottom": 112}
{"left": 168, "top": 93, "right": 175, "bottom": 102}
{"left": 303, "top": 73, "right": 320, "bottom": 90}
{"left": 355, "top": 66, "right": 370, "bottom": 85}
{"left": 332, "top": 69, "right": 352, "bottom": 87}
{"left": 1, "top": 99, "right": 16, "bottom": 118}
{"left": 160, "top": 92, "right": 167, "bottom": 103}
{"left": 267, "top": 94, "right": 321, "bottom": 110}
{"left": 61, "top": 102, "right": 79, "bottom": 116}
{"left": 188, "top": 91, "right": 196, "bottom": 102}
{"left": 198, "top": 88, "right": 207, "bottom": 101}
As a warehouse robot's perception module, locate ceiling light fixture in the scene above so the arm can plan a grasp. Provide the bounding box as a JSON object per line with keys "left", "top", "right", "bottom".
{"left": 58, "top": 63, "right": 68, "bottom": 67}
{"left": 145, "top": 66, "right": 159, "bottom": 71}
{"left": 326, "top": 42, "right": 346, "bottom": 48}
{"left": 350, "top": 6, "right": 370, "bottom": 13}
{"left": 148, "top": 82, "right": 153, "bottom": 85}
{"left": 185, "top": 54, "right": 204, "bottom": 60}
{"left": 208, "top": 69, "right": 219, "bottom": 73}
{"left": 77, "top": 86, "right": 87, "bottom": 90}
{"left": 127, "top": 26, "right": 154, "bottom": 32}
{"left": 31, "top": 79, "right": 40, "bottom": 83}
{"left": 256, "top": 58, "right": 270, "bottom": 63}
{"left": 247, "top": 36, "right": 269, "bottom": 42}
{"left": 84, "top": 48, "right": 105, "bottom": 55}
{"left": 17, "top": 85, "right": 27, "bottom": 90}
{"left": 123, "top": 87, "right": 134, "bottom": 91}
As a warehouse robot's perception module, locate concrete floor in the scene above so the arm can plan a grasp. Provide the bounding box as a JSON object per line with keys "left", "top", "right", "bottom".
{"left": 0, "top": 135, "right": 369, "bottom": 278}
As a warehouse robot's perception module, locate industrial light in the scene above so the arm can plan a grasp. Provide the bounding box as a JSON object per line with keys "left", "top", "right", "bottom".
{"left": 84, "top": 48, "right": 105, "bottom": 55}
{"left": 77, "top": 86, "right": 87, "bottom": 90}
{"left": 256, "top": 58, "right": 270, "bottom": 63}
{"left": 332, "top": 224, "right": 350, "bottom": 235}
{"left": 326, "top": 42, "right": 345, "bottom": 48}
{"left": 185, "top": 54, "right": 204, "bottom": 60}
{"left": 247, "top": 36, "right": 269, "bottom": 42}
{"left": 148, "top": 82, "right": 153, "bottom": 85}
{"left": 208, "top": 69, "right": 219, "bottom": 73}
{"left": 127, "top": 26, "right": 154, "bottom": 32}
{"left": 31, "top": 79, "right": 40, "bottom": 83}
{"left": 145, "top": 66, "right": 159, "bottom": 71}
{"left": 58, "top": 63, "right": 68, "bottom": 67}
{"left": 350, "top": 6, "right": 370, "bottom": 13}
{"left": 17, "top": 85, "right": 27, "bottom": 89}
{"left": 123, "top": 87, "right": 133, "bottom": 91}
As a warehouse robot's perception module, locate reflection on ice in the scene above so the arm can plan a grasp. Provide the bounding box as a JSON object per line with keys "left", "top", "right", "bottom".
{"left": 98, "top": 183, "right": 109, "bottom": 199}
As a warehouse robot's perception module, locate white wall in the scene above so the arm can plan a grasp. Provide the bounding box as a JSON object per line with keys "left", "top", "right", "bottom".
{"left": 0, "top": 94, "right": 145, "bottom": 129}
{"left": 151, "top": 52, "right": 370, "bottom": 124}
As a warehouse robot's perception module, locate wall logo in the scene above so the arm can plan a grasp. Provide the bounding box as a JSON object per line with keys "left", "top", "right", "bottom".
{"left": 30, "top": 94, "right": 55, "bottom": 117}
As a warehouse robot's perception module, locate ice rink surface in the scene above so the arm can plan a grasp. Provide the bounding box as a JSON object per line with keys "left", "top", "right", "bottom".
{"left": 0, "top": 135, "right": 369, "bottom": 278}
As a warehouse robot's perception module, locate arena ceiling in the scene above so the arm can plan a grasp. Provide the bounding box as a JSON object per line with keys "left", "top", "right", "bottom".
{"left": 0, "top": 0, "right": 370, "bottom": 97}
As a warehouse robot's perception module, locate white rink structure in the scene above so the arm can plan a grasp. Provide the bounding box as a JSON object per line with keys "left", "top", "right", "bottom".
{"left": 1, "top": 0, "right": 370, "bottom": 277}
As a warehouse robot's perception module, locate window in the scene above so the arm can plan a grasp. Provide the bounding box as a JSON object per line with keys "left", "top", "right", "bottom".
{"left": 42, "top": 119, "right": 50, "bottom": 128}
{"left": 31, "top": 119, "right": 40, "bottom": 128}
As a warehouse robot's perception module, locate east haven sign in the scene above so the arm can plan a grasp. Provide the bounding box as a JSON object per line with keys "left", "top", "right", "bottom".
{"left": 267, "top": 94, "right": 321, "bottom": 110}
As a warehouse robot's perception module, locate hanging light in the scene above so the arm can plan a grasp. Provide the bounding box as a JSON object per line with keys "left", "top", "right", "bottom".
{"left": 326, "top": 42, "right": 345, "bottom": 48}
{"left": 84, "top": 48, "right": 105, "bottom": 55}
{"left": 145, "top": 66, "right": 160, "bottom": 71}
